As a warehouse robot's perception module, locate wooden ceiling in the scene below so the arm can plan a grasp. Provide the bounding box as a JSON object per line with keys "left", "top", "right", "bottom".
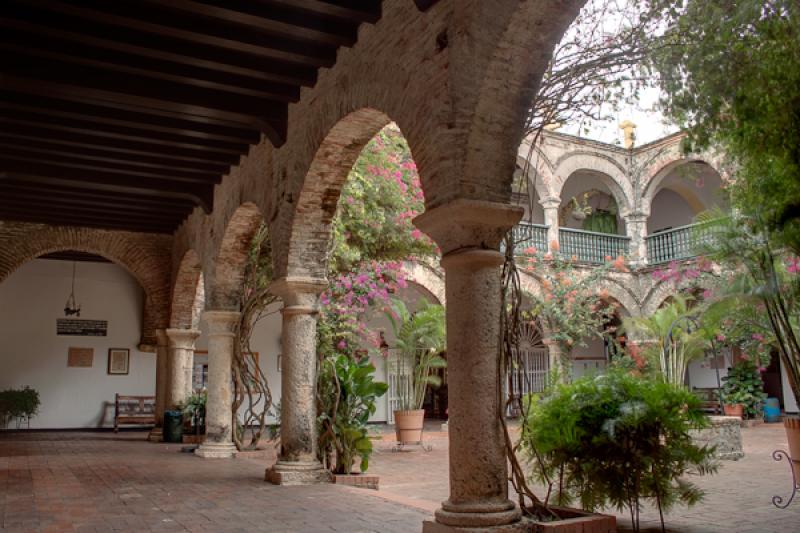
{"left": 0, "top": 0, "right": 384, "bottom": 234}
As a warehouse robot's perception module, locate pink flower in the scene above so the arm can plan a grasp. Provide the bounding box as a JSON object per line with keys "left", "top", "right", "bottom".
{"left": 752, "top": 333, "right": 765, "bottom": 342}
{"left": 337, "top": 340, "right": 347, "bottom": 350}
{"left": 716, "top": 334, "right": 726, "bottom": 342}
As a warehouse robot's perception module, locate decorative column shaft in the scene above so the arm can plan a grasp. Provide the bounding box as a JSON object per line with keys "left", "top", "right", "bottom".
{"left": 165, "top": 328, "right": 200, "bottom": 411}
{"left": 624, "top": 212, "right": 649, "bottom": 267}
{"left": 541, "top": 197, "right": 561, "bottom": 251}
{"left": 266, "top": 278, "right": 330, "bottom": 485}
{"left": 195, "top": 311, "right": 238, "bottom": 459}
{"left": 148, "top": 329, "right": 169, "bottom": 442}
{"left": 415, "top": 199, "right": 523, "bottom": 530}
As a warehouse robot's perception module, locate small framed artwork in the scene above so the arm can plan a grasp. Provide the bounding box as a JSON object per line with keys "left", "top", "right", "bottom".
{"left": 107, "top": 348, "right": 130, "bottom": 375}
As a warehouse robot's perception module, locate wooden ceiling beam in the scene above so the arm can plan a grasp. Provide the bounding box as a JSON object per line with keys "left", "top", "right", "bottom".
{"left": 0, "top": 17, "right": 318, "bottom": 87}
{"left": 253, "top": 1, "right": 381, "bottom": 24}
{"left": 0, "top": 110, "right": 250, "bottom": 155}
{"left": 0, "top": 181, "right": 197, "bottom": 209}
{"left": 0, "top": 127, "right": 240, "bottom": 166}
{"left": 0, "top": 92, "right": 260, "bottom": 145}
{"left": 21, "top": 0, "right": 337, "bottom": 67}
{"left": 1, "top": 171, "right": 214, "bottom": 212}
{"left": 0, "top": 139, "right": 230, "bottom": 176}
{"left": 2, "top": 197, "right": 183, "bottom": 221}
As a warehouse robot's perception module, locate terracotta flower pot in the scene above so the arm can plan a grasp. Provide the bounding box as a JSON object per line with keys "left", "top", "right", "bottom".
{"left": 394, "top": 409, "right": 425, "bottom": 443}
{"left": 785, "top": 417, "right": 800, "bottom": 480}
{"left": 723, "top": 403, "right": 744, "bottom": 418}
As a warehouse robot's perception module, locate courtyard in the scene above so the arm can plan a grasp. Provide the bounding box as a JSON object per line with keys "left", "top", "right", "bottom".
{"left": 1, "top": 424, "right": 798, "bottom": 532}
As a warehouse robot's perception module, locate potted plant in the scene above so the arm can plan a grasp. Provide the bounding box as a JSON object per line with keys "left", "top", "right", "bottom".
{"left": 179, "top": 391, "right": 207, "bottom": 443}
{"left": 0, "top": 387, "right": 40, "bottom": 429}
{"left": 318, "top": 354, "right": 387, "bottom": 480}
{"left": 384, "top": 298, "right": 446, "bottom": 444}
{"left": 718, "top": 359, "right": 767, "bottom": 419}
{"left": 520, "top": 370, "right": 717, "bottom": 533}
{"left": 570, "top": 194, "right": 592, "bottom": 221}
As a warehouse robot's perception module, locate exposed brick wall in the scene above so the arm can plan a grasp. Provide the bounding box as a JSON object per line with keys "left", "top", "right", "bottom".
{"left": 175, "top": 0, "right": 588, "bottom": 287}
{"left": 0, "top": 222, "right": 172, "bottom": 346}
{"left": 170, "top": 249, "right": 203, "bottom": 329}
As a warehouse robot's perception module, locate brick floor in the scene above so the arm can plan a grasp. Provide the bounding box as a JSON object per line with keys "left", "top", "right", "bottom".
{"left": 366, "top": 421, "right": 800, "bottom": 533}
{"left": 0, "top": 432, "right": 428, "bottom": 533}
{"left": 2, "top": 423, "right": 799, "bottom": 533}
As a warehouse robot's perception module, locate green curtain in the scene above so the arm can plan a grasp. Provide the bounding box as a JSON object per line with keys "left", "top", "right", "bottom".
{"left": 583, "top": 210, "right": 618, "bottom": 234}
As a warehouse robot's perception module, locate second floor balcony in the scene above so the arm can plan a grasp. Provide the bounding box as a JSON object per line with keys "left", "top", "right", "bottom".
{"left": 512, "top": 220, "right": 720, "bottom": 266}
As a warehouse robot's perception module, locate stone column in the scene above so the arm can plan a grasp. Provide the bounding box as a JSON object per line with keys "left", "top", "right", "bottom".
{"left": 266, "top": 278, "right": 331, "bottom": 485}
{"left": 541, "top": 197, "right": 561, "bottom": 251}
{"left": 542, "top": 337, "right": 566, "bottom": 384}
{"left": 148, "top": 329, "right": 169, "bottom": 442}
{"left": 165, "top": 328, "right": 200, "bottom": 410}
{"left": 195, "top": 311, "right": 239, "bottom": 459}
{"left": 415, "top": 199, "right": 523, "bottom": 530}
{"left": 624, "top": 212, "right": 648, "bottom": 267}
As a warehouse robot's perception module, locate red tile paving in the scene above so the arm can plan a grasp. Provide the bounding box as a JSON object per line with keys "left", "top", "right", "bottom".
{"left": 2, "top": 422, "right": 800, "bottom": 532}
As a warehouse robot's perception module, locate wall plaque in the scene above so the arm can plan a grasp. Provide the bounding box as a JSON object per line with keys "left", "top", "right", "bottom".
{"left": 57, "top": 319, "right": 108, "bottom": 336}
{"left": 67, "top": 347, "right": 94, "bottom": 367}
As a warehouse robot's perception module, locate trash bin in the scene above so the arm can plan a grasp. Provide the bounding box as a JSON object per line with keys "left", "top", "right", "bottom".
{"left": 163, "top": 410, "right": 184, "bottom": 443}
{"left": 764, "top": 397, "right": 781, "bottom": 423}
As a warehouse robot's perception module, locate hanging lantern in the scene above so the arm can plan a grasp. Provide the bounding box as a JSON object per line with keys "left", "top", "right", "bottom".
{"left": 64, "top": 261, "right": 81, "bottom": 317}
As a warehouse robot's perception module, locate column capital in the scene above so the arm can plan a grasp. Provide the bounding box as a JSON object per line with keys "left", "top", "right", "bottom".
{"left": 269, "top": 277, "right": 327, "bottom": 309}
{"left": 540, "top": 197, "right": 561, "bottom": 209}
{"left": 623, "top": 210, "right": 649, "bottom": 222}
{"left": 413, "top": 199, "right": 523, "bottom": 255}
{"left": 165, "top": 328, "right": 200, "bottom": 349}
{"left": 201, "top": 311, "right": 240, "bottom": 338}
{"left": 155, "top": 328, "right": 169, "bottom": 348}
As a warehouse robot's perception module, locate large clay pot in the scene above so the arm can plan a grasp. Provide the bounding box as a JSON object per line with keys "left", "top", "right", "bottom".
{"left": 723, "top": 403, "right": 744, "bottom": 418}
{"left": 785, "top": 417, "right": 800, "bottom": 480}
{"left": 394, "top": 409, "right": 425, "bottom": 443}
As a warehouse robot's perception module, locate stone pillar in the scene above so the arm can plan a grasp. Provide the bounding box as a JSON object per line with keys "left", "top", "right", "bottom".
{"left": 542, "top": 337, "right": 566, "bottom": 383}
{"left": 541, "top": 197, "right": 561, "bottom": 251}
{"left": 415, "top": 199, "right": 523, "bottom": 531}
{"left": 624, "top": 212, "right": 648, "bottom": 267}
{"left": 148, "top": 329, "right": 169, "bottom": 442}
{"left": 195, "top": 311, "right": 239, "bottom": 459}
{"left": 165, "top": 328, "right": 200, "bottom": 410}
{"left": 266, "top": 277, "right": 331, "bottom": 485}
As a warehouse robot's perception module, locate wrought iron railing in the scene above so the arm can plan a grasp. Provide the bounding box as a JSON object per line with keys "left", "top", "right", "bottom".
{"left": 510, "top": 222, "right": 549, "bottom": 253}
{"left": 559, "top": 227, "right": 630, "bottom": 264}
{"left": 645, "top": 220, "right": 720, "bottom": 265}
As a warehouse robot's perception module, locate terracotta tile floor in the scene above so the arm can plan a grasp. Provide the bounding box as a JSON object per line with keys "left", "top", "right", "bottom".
{"left": 2, "top": 423, "right": 799, "bottom": 532}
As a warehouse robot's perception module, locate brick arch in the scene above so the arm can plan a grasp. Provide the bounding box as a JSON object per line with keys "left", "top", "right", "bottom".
{"left": 552, "top": 151, "right": 633, "bottom": 215}
{"left": 210, "top": 202, "right": 265, "bottom": 310}
{"left": 280, "top": 109, "right": 435, "bottom": 280}
{"left": 0, "top": 222, "right": 171, "bottom": 347}
{"left": 170, "top": 249, "right": 205, "bottom": 330}
{"left": 461, "top": 0, "right": 588, "bottom": 210}
{"left": 516, "top": 154, "right": 554, "bottom": 204}
{"left": 596, "top": 277, "right": 641, "bottom": 317}
{"left": 641, "top": 276, "right": 715, "bottom": 317}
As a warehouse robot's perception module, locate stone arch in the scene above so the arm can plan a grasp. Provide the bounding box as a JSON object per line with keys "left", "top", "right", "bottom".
{"left": 210, "top": 202, "right": 265, "bottom": 310}
{"left": 402, "top": 260, "right": 446, "bottom": 306}
{"left": 642, "top": 156, "right": 724, "bottom": 213}
{"left": 515, "top": 154, "right": 555, "bottom": 204}
{"left": 552, "top": 151, "right": 633, "bottom": 215}
{"left": 596, "top": 277, "right": 641, "bottom": 317}
{"left": 170, "top": 249, "right": 205, "bottom": 330}
{"left": 641, "top": 277, "right": 715, "bottom": 317}
{"left": 0, "top": 222, "right": 171, "bottom": 346}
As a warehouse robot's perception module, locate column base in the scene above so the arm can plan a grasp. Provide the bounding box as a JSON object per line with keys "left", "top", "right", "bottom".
{"left": 194, "top": 441, "right": 237, "bottom": 458}
{"left": 422, "top": 520, "right": 527, "bottom": 533}
{"left": 266, "top": 461, "right": 331, "bottom": 485}
{"left": 428, "top": 500, "right": 521, "bottom": 530}
{"left": 147, "top": 428, "right": 163, "bottom": 442}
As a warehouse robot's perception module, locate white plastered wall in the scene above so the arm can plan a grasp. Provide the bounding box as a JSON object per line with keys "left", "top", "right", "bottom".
{"left": 0, "top": 259, "right": 155, "bottom": 428}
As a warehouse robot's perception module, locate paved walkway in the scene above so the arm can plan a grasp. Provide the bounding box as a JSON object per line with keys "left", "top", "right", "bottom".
{"left": 1, "top": 423, "right": 799, "bottom": 532}
{"left": 366, "top": 422, "right": 800, "bottom": 533}
{"left": 0, "top": 432, "right": 427, "bottom": 532}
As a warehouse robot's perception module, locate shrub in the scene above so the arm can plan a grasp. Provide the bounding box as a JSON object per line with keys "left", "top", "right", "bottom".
{"left": 719, "top": 359, "right": 767, "bottom": 419}
{"left": 0, "top": 386, "right": 40, "bottom": 428}
{"left": 520, "top": 370, "right": 717, "bottom": 533}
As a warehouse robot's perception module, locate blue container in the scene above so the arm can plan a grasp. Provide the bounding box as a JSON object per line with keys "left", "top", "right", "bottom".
{"left": 764, "top": 397, "right": 781, "bottom": 423}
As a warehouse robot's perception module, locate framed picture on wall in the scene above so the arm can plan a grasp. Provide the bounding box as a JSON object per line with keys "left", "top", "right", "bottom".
{"left": 107, "top": 348, "right": 130, "bottom": 375}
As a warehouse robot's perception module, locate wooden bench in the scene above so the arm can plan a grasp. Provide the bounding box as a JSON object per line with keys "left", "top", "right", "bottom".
{"left": 114, "top": 394, "right": 156, "bottom": 432}
{"left": 693, "top": 387, "right": 722, "bottom": 415}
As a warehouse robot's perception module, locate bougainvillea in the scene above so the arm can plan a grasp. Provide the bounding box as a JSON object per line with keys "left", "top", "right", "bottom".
{"left": 520, "top": 243, "right": 624, "bottom": 373}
